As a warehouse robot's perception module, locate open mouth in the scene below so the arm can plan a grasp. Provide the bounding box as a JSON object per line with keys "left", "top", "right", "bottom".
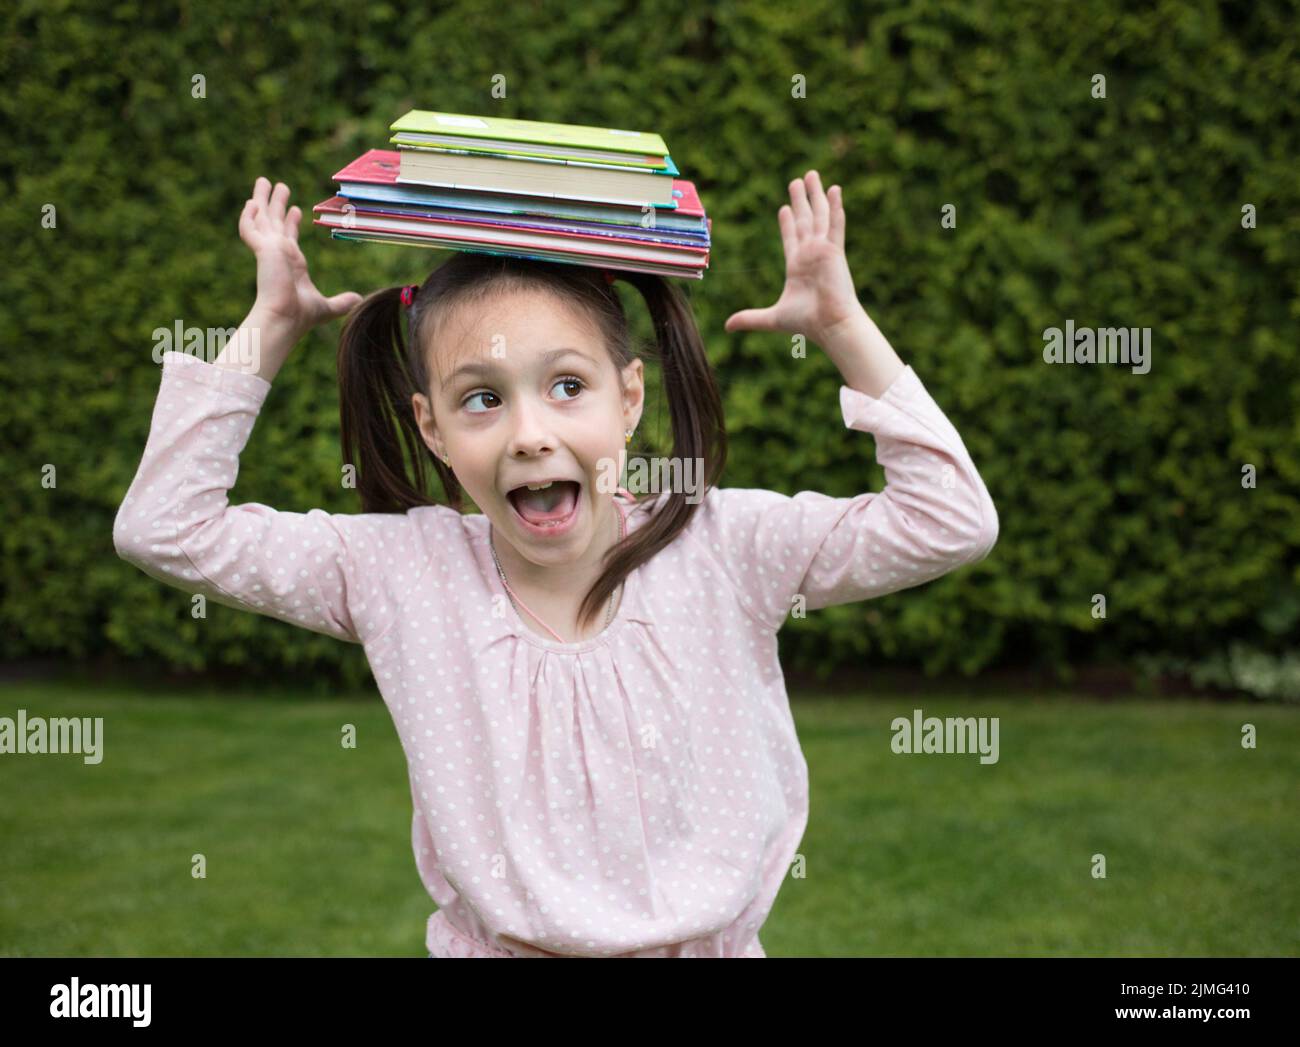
{"left": 505, "top": 479, "right": 582, "bottom": 528}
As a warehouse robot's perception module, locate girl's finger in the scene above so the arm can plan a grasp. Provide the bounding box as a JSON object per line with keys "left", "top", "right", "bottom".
{"left": 269, "top": 182, "right": 289, "bottom": 226}
{"left": 788, "top": 176, "right": 812, "bottom": 237}
{"left": 806, "top": 170, "right": 829, "bottom": 238}
{"left": 239, "top": 198, "right": 263, "bottom": 242}
{"left": 325, "top": 290, "right": 363, "bottom": 317}
{"left": 286, "top": 205, "right": 302, "bottom": 243}
{"left": 828, "top": 185, "right": 845, "bottom": 251}
{"left": 724, "top": 305, "right": 780, "bottom": 333}
{"left": 248, "top": 179, "right": 271, "bottom": 233}
{"left": 777, "top": 204, "right": 797, "bottom": 261}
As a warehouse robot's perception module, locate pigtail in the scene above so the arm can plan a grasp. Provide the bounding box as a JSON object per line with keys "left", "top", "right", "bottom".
{"left": 337, "top": 286, "right": 463, "bottom": 514}
{"left": 574, "top": 272, "right": 728, "bottom": 630}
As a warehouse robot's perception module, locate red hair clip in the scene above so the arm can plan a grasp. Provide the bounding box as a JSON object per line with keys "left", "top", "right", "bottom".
{"left": 400, "top": 284, "right": 419, "bottom": 307}
{"left": 603, "top": 269, "right": 617, "bottom": 285}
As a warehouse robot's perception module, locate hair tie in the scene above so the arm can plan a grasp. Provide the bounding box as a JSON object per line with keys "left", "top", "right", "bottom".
{"left": 400, "top": 284, "right": 419, "bottom": 308}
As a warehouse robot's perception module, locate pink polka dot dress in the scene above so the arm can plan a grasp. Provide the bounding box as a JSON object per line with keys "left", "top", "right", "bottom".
{"left": 114, "top": 350, "right": 998, "bottom": 957}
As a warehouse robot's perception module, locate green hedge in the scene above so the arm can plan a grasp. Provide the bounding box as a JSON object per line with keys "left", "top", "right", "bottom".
{"left": 2, "top": 0, "right": 1297, "bottom": 692}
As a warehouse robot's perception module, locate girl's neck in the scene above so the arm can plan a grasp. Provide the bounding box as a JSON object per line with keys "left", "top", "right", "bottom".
{"left": 490, "top": 495, "right": 626, "bottom": 597}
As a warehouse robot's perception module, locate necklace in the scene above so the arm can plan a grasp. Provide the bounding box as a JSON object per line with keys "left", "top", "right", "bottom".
{"left": 490, "top": 493, "right": 629, "bottom": 644}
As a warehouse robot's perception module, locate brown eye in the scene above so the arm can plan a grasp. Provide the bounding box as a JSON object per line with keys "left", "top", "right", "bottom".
{"left": 553, "top": 377, "right": 584, "bottom": 400}
{"left": 463, "top": 391, "right": 501, "bottom": 412}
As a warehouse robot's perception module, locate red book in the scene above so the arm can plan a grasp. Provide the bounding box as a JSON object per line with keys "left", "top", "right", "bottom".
{"left": 329, "top": 149, "right": 707, "bottom": 223}
{"left": 311, "top": 195, "right": 708, "bottom": 276}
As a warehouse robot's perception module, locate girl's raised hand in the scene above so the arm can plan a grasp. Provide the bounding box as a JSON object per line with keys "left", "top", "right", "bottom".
{"left": 724, "top": 170, "right": 865, "bottom": 347}
{"left": 239, "top": 177, "right": 362, "bottom": 336}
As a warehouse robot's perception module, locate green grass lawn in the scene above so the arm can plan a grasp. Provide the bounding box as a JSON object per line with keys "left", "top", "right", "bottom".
{"left": 1, "top": 678, "right": 1295, "bottom": 956}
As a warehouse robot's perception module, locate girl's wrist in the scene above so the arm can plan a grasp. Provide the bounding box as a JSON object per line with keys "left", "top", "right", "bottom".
{"left": 814, "top": 305, "right": 872, "bottom": 354}
{"left": 210, "top": 305, "right": 301, "bottom": 382}
{"left": 818, "top": 308, "right": 906, "bottom": 398}
{"left": 247, "top": 300, "right": 307, "bottom": 345}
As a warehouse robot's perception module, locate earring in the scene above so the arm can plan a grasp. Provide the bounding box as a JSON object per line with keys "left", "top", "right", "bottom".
{"left": 625, "top": 429, "right": 634, "bottom": 445}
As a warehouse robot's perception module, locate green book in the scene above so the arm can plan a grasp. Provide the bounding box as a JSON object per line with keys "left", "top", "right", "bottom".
{"left": 389, "top": 110, "right": 670, "bottom": 169}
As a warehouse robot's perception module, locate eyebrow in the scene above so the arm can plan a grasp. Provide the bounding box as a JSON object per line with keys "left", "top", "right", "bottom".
{"left": 447, "top": 347, "right": 593, "bottom": 387}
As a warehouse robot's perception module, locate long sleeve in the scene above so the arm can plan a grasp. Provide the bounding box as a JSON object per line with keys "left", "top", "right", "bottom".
{"left": 112, "top": 350, "right": 432, "bottom": 646}
{"left": 689, "top": 365, "right": 998, "bottom": 633}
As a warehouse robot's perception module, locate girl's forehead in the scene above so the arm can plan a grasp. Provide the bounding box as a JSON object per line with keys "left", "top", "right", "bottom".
{"left": 452, "top": 286, "right": 596, "bottom": 340}
{"left": 429, "top": 289, "right": 605, "bottom": 382}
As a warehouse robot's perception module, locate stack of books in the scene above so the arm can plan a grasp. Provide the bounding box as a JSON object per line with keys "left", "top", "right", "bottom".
{"left": 311, "top": 110, "right": 710, "bottom": 279}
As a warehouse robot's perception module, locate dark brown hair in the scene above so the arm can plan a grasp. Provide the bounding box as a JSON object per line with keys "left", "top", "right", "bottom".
{"left": 336, "top": 252, "right": 727, "bottom": 631}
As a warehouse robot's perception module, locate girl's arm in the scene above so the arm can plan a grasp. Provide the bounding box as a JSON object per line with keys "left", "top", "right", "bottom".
{"left": 112, "top": 178, "right": 428, "bottom": 646}
{"left": 705, "top": 171, "right": 998, "bottom": 632}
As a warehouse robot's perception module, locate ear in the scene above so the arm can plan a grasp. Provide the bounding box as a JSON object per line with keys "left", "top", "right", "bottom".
{"left": 620, "top": 357, "right": 645, "bottom": 433}
{"left": 411, "top": 390, "right": 445, "bottom": 460}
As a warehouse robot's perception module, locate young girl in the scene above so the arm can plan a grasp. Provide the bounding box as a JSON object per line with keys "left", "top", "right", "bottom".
{"left": 114, "top": 171, "right": 997, "bottom": 958}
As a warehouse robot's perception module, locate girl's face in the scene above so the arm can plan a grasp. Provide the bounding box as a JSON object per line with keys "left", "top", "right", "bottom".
{"left": 412, "top": 287, "right": 644, "bottom": 577}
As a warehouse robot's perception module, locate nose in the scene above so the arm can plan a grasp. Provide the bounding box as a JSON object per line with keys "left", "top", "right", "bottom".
{"left": 505, "top": 395, "right": 557, "bottom": 459}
